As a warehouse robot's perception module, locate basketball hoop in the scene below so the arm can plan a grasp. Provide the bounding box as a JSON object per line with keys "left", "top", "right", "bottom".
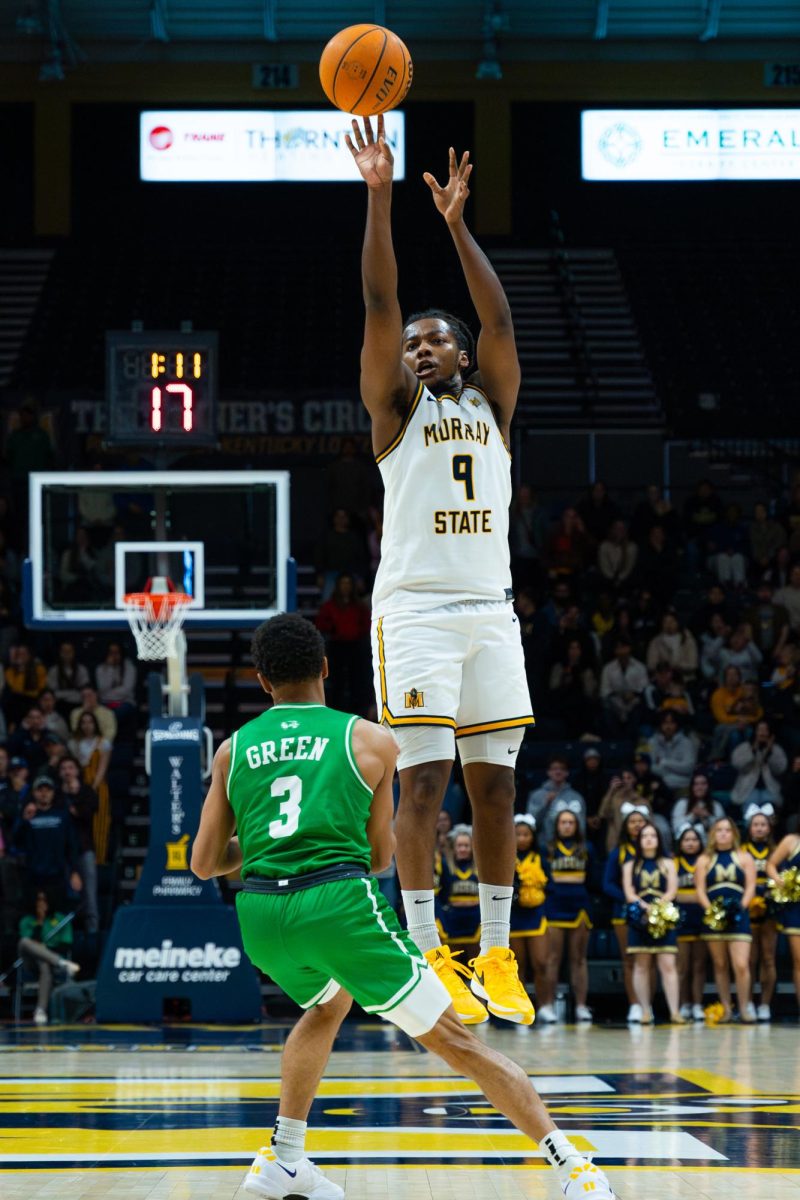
{"left": 123, "top": 577, "right": 192, "bottom": 662}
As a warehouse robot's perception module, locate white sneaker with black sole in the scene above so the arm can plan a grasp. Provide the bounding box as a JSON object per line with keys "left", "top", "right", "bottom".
{"left": 627, "top": 1003, "right": 642, "bottom": 1023}
{"left": 692, "top": 1004, "right": 705, "bottom": 1021}
{"left": 575, "top": 1005, "right": 593, "bottom": 1023}
{"left": 244, "top": 1148, "right": 343, "bottom": 1199}
{"left": 679, "top": 1003, "right": 692, "bottom": 1020}
{"left": 537, "top": 1003, "right": 557, "bottom": 1023}
{"left": 757, "top": 1004, "right": 771, "bottom": 1022}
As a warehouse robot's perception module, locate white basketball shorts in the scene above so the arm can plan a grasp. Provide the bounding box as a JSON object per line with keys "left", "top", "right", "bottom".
{"left": 371, "top": 599, "right": 534, "bottom": 770}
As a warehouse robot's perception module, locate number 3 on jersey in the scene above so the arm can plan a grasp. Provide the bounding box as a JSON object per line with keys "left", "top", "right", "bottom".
{"left": 452, "top": 454, "right": 475, "bottom": 501}
{"left": 269, "top": 775, "right": 302, "bottom": 839}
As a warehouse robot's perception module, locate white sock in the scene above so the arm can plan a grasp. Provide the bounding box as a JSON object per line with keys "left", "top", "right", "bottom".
{"left": 271, "top": 1115, "right": 307, "bottom": 1164}
{"left": 402, "top": 889, "right": 441, "bottom": 953}
{"left": 479, "top": 883, "right": 513, "bottom": 954}
{"left": 541, "top": 1130, "right": 587, "bottom": 1187}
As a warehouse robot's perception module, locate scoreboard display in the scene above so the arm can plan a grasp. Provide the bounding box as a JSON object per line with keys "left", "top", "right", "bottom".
{"left": 106, "top": 331, "right": 218, "bottom": 445}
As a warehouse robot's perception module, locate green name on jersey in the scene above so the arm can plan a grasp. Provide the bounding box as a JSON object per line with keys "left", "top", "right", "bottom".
{"left": 245, "top": 736, "right": 330, "bottom": 769}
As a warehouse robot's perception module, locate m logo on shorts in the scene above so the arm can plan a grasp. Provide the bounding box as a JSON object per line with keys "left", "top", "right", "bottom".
{"left": 404, "top": 688, "right": 425, "bottom": 709}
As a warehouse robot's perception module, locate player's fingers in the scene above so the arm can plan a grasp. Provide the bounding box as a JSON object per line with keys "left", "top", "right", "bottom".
{"left": 344, "top": 133, "right": 357, "bottom": 156}
{"left": 458, "top": 150, "right": 470, "bottom": 178}
{"left": 448, "top": 146, "right": 457, "bottom": 174}
{"left": 364, "top": 117, "right": 375, "bottom": 143}
{"left": 463, "top": 163, "right": 473, "bottom": 182}
{"left": 422, "top": 172, "right": 441, "bottom": 192}
{"left": 350, "top": 119, "right": 365, "bottom": 149}
{"left": 377, "top": 113, "right": 385, "bottom": 140}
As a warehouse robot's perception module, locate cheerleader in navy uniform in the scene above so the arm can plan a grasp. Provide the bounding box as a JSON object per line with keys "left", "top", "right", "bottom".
{"left": 695, "top": 817, "right": 757, "bottom": 1023}
{"left": 622, "top": 822, "right": 683, "bottom": 1023}
{"left": 510, "top": 815, "right": 552, "bottom": 1018}
{"left": 673, "top": 822, "right": 708, "bottom": 1022}
{"left": 437, "top": 827, "right": 481, "bottom": 966}
{"left": 741, "top": 805, "right": 777, "bottom": 1022}
{"left": 602, "top": 804, "right": 649, "bottom": 1022}
{"left": 543, "top": 803, "right": 594, "bottom": 1023}
{"left": 767, "top": 830, "right": 800, "bottom": 1015}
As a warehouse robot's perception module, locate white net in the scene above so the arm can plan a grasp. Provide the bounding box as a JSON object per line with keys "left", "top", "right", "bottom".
{"left": 123, "top": 590, "right": 191, "bottom": 662}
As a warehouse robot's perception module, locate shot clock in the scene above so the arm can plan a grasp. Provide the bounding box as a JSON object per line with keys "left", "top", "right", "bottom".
{"left": 106, "top": 331, "right": 218, "bottom": 445}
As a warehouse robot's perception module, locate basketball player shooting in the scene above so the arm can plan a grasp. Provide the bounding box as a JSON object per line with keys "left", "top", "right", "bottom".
{"left": 345, "top": 115, "right": 534, "bottom": 1025}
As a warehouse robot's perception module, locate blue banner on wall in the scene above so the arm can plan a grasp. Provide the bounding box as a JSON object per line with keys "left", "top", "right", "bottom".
{"left": 96, "top": 717, "right": 261, "bottom": 1022}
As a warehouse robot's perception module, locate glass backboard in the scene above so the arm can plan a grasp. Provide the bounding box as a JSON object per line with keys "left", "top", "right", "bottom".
{"left": 24, "top": 471, "right": 292, "bottom": 629}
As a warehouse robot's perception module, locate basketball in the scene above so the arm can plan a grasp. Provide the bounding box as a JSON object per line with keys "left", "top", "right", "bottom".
{"left": 319, "top": 24, "right": 413, "bottom": 117}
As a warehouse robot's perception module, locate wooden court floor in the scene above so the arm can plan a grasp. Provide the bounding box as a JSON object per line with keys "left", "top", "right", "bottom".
{"left": 2, "top": 1018, "right": 799, "bottom": 1198}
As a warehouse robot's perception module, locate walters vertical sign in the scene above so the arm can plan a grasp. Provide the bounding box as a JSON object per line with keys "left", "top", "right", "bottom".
{"left": 96, "top": 718, "right": 261, "bottom": 1021}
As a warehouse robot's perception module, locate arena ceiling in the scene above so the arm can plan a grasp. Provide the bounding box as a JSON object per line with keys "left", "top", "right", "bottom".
{"left": 4, "top": 1, "right": 800, "bottom": 75}
{"left": 4, "top": 1, "right": 800, "bottom": 68}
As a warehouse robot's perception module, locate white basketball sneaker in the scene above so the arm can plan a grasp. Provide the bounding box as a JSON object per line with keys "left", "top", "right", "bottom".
{"left": 757, "top": 1004, "right": 771, "bottom": 1022}
{"left": 562, "top": 1160, "right": 616, "bottom": 1199}
{"left": 244, "top": 1148, "right": 344, "bottom": 1199}
{"left": 627, "top": 1003, "right": 642, "bottom": 1023}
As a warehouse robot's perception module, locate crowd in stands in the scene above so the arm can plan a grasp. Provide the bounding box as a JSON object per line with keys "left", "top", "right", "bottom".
{"left": 0, "top": 619, "right": 139, "bottom": 1021}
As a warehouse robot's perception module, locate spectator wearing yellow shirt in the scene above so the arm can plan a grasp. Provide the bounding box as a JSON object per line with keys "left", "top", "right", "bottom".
{"left": 4, "top": 645, "right": 47, "bottom": 727}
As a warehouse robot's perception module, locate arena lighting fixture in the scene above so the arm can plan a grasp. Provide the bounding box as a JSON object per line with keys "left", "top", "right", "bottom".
{"left": 476, "top": 0, "right": 508, "bottom": 80}
{"left": 263, "top": 0, "right": 276, "bottom": 41}
{"left": 35, "top": 0, "right": 84, "bottom": 82}
{"left": 16, "top": 1, "right": 43, "bottom": 36}
{"left": 700, "top": 0, "right": 722, "bottom": 42}
{"left": 150, "top": 0, "right": 169, "bottom": 44}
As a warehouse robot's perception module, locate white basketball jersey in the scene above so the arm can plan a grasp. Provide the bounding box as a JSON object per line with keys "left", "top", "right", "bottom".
{"left": 371, "top": 381, "right": 512, "bottom": 616}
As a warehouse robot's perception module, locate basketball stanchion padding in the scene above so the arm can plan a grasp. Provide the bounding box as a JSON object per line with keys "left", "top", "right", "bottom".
{"left": 123, "top": 577, "right": 192, "bottom": 662}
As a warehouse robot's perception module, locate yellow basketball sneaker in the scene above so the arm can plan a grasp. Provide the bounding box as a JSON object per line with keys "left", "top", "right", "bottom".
{"left": 469, "top": 947, "right": 535, "bottom": 1025}
{"left": 423, "top": 946, "right": 489, "bottom": 1025}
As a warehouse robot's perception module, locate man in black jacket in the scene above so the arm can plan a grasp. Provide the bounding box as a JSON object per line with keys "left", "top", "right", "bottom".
{"left": 13, "top": 775, "right": 82, "bottom": 908}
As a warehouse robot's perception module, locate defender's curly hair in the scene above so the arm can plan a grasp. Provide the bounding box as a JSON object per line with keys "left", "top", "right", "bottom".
{"left": 251, "top": 613, "right": 325, "bottom": 685}
{"left": 403, "top": 309, "right": 476, "bottom": 372}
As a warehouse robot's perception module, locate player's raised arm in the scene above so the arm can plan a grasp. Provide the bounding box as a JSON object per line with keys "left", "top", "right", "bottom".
{"left": 424, "top": 147, "right": 520, "bottom": 432}
{"left": 346, "top": 115, "right": 417, "bottom": 451}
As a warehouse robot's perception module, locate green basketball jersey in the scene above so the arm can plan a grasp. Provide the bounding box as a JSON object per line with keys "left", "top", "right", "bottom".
{"left": 227, "top": 703, "right": 373, "bottom": 880}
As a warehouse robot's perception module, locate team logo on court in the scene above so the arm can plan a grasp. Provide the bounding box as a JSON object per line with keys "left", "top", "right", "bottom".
{"left": 405, "top": 688, "right": 425, "bottom": 709}
{"left": 599, "top": 123, "right": 643, "bottom": 168}
{"left": 165, "top": 833, "right": 190, "bottom": 870}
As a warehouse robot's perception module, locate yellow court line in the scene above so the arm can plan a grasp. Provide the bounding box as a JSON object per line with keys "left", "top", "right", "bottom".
{"left": 674, "top": 1069, "right": 764, "bottom": 1098}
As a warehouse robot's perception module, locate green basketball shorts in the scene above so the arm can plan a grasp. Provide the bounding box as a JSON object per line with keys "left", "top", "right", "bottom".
{"left": 236, "top": 876, "right": 450, "bottom": 1036}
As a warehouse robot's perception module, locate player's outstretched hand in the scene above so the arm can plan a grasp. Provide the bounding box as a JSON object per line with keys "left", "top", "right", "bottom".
{"left": 345, "top": 115, "right": 394, "bottom": 188}
{"left": 423, "top": 147, "right": 473, "bottom": 224}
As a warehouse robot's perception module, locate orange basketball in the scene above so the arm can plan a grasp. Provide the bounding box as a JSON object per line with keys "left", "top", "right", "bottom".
{"left": 319, "top": 24, "right": 413, "bottom": 117}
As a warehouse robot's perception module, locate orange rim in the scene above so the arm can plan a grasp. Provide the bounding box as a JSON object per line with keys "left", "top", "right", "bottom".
{"left": 123, "top": 592, "right": 192, "bottom": 620}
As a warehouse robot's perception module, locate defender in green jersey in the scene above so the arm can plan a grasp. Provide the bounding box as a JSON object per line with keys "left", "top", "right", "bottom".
{"left": 192, "top": 614, "right": 616, "bottom": 1200}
